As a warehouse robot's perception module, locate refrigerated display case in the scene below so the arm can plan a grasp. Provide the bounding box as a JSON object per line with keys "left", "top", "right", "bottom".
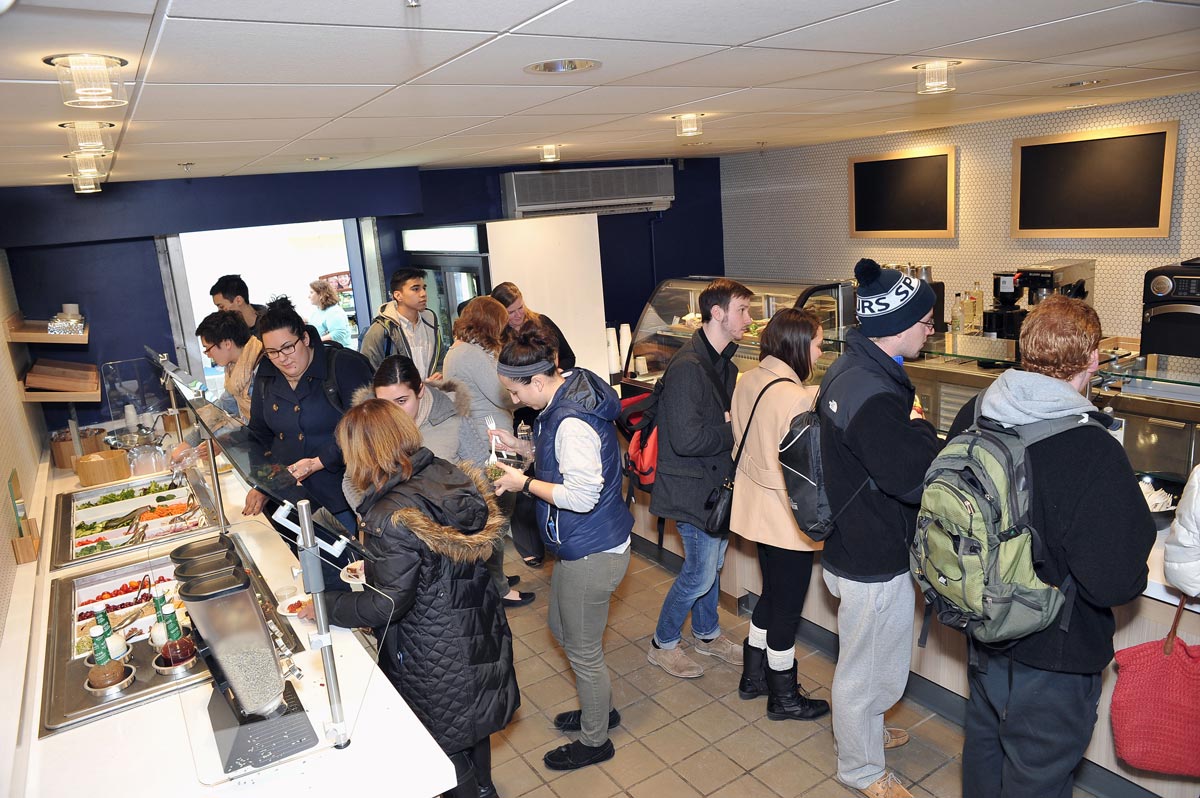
{"left": 620, "top": 277, "right": 856, "bottom": 394}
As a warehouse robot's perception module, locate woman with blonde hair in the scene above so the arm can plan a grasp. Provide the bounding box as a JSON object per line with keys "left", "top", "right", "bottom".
{"left": 491, "top": 281, "right": 575, "bottom": 370}
{"left": 308, "top": 279, "right": 351, "bottom": 347}
{"left": 299, "top": 399, "right": 517, "bottom": 798}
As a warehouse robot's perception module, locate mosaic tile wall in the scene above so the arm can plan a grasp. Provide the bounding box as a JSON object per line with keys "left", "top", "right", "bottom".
{"left": 0, "top": 248, "right": 47, "bottom": 645}
{"left": 720, "top": 91, "right": 1200, "bottom": 338}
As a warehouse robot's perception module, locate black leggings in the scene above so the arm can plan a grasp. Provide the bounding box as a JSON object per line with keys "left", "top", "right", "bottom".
{"left": 751, "top": 543, "right": 816, "bottom": 652}
{"left": 446, "top": 736, "right": 493, "bottom": 797}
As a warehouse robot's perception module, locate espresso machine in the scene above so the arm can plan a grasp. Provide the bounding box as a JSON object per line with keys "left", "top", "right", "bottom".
{"left": 983, "top": 259, "right": 1096, "bottom": 340}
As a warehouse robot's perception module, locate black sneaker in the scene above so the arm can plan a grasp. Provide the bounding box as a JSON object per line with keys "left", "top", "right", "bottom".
{"left": 552, "top": 707, "right": 621, "bottom": 732}
{"left": 543, "top": 739, "right": 615, "bottom": 771}
{"left": 507, "top": 574, "right": 520, "bottom": 587}
{"left": 501, "top": 591, "right": 535, "bottom": 608}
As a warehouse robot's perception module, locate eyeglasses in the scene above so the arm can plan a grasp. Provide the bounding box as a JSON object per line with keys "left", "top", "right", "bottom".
{"left": 919, "top": 319, "right": 936, "bottom": 331}
{"left": 202, "top": 342, "right": 217, "bottom": 356}
{"left": 263, "top": 338, "right": 302, "bottom": 360}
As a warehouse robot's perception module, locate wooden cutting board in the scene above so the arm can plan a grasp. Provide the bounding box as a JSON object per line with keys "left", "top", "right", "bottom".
{"left": 25, "top": 359, "right": 99, "bottom": 392}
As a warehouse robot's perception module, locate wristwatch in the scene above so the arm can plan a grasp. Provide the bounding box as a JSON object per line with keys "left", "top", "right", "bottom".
{"left": 522, "top": 476, "right": 535, "bottom": 496}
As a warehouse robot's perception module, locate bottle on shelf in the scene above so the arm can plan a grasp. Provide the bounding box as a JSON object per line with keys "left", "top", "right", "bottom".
{"left": 88, "top": 625, "right": 126, "bottom": 688}
{"left": 152, "top": 582, "right": 167, "bottom": 623}
{"left": 160, "top": 603, "right": 196, "bottom": 665}
{"left": 969, "top": 280, "right": 983, "bottom": 333}
{"left": 951, "top": 293, "right": 965, "bottom": 334}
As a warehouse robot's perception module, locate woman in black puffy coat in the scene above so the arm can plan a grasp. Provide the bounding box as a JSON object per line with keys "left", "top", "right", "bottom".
{"left": 298, "top": 398, "right": 518, "bottom": 798}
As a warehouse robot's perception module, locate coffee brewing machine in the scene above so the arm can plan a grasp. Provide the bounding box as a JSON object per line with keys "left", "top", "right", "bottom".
{"left": 982, "top": 259, "right": 1096, "bottom": 340}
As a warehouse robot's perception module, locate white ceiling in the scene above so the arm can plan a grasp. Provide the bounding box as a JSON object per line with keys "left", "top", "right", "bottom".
{"left": 0, "top": 0, "right": 1198, "bottom": 187}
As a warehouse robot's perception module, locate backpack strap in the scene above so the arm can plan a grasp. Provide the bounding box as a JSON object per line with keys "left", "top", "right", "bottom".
{"left": 695, "top": 351, "right": 733, "bottom": 411}
{"left": 731, "top": 378, "right": 789, "bottom": 471}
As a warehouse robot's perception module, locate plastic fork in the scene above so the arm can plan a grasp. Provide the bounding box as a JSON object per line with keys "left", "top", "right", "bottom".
{"left": 484, "top": 415, "right": 498, "bottom": 465}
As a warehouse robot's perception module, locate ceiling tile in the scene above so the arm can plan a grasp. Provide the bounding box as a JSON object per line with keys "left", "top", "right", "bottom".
{"left": 21, "top": 0, "right": 157, "bottom": 12}
{"left": 0, "top": 145, "right": 72, "bottom": 164}
{"left": 976, "top": 66, "right": 1193, "bottom": 96}
{"left": 784, "top": 91, "right": 917, "bottom": 113}
{"left": 616, "top": 47, "right": 887, "bottom": 88}
{"left": 0, "top": 81, "right": 128, "bottom": 126}
{"left": 410, "top": 34, "right": 723, "bottom": 85}
{"left": 118, "top": 140, "right": 289, "bottom": 159}
{"left": 928, "top": 61, "right": 1102, "bottom": 94}
{"left": 134, "top": 84, "right": 391, "bottom": 120}
{"left": 0, "top": 162, "right": 79, "bottom": 187}
{"left": 517, "top": 0, "right": 889, "bottom": 46}
{"left": 754, "top": 0, "right": 1130, "bottom": 54}
{"left": 349, "top": 84, "right": 587, "bottom": 117}
{"left": 513, "top": 86, "right": 737, "bottom": 115}
{"left": 425, "top": 132, "right": 547, "bottom": 148}
{"left": 664, "top": 87, "right": 854, "bottom": 114}
{"left": 107, "top": 156, "right": 267, "bottom": 181}
{"left": 0, "top": 6, "right": 151, "bottom": 82}
{"left": 121, "top": 118, "right": 328, "bottom": 145}
{"left": 1045, "top": 29, "right": 1200, "bottom": 70}
{"left": 226, "top": 155, "right": 378, "bottom": 175}
{"left": 464, "top": 114, "right": 637, "bottom": 135}
{"left": 920, "top": 3, "right": 1200, "bottom": 62}
{"left": 271, "top": 136, "right": 432, "bottom": 156}
{"left": 307, "top": 116, "right": 496, "bottom": 138}
{"left": 167, "top": 0, "right": 565, "bottom": 33}
{"left": 148, "top": 18, "right": 491, "bottom": 84}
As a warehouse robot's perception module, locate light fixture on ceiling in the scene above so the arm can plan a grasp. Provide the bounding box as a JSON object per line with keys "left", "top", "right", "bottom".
{"left": 71, "top": 175, "right": 101, "bottom": 194}
{"left": 1066, "top": 103, "right": 1099, "bottom": 110}
{"left": 524, "top": 58, "right": 601, "bottom": 75}
{"left": 913, "top": 61, "right": 960, "bottom": 95}
{"left": 64, "top": 152, "right": 108, "bottom": 179}
{"left": 538, "top": 144, "right": 560, "bottom": 162}
{"left": 406, "top": 0, "right": 420, "bottom": 6}
{"left": 1055, "top": 79, "right": 1106, "bottom": 89}
{"left": 305, "top": 156, "right": 336, "bottom": 161}
{"left": 672, "top": 113, "right": 704, "bottom": 137}
{"left": 43, "top": 53, "right": 129, "bottom": 108}
{"left": 59, "top": 121, "right": 115, "bottom": 155}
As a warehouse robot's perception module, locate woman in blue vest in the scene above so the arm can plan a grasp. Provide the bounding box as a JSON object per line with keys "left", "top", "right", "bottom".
{"left": 489, "top": 330, "right": 632, "bottom": 773}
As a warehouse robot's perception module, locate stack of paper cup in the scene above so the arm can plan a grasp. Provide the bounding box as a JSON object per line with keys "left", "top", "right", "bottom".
{"left": 124, "top": 404, "right": 139, "bottom": 431}
{"left": 617, "top": 324, "right": 632, "bottom": 372}
{"left": 606, "top": 328, "right": 621, "bottom": 378}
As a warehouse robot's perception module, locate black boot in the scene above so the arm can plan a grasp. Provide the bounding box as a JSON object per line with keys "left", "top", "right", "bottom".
{"left": 738, "top": 639, "right": 767, "bottom": 700}
{"left": 765, "top": 661, "right": 830, "bottom": 722}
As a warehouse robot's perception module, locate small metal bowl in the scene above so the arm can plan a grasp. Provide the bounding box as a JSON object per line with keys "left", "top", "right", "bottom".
{"left": 84, "top": 644, "right": 133, "bottom": 668}
{"left": 83, "top": 664, "right": 135, "bottom": 698}
{"left": 152, "top": 653, "right": 197, "bottom": 677}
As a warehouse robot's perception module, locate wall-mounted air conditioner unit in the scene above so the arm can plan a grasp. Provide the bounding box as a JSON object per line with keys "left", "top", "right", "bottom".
{"left": 501, "top": 165, "right": 674, "bottom": 218}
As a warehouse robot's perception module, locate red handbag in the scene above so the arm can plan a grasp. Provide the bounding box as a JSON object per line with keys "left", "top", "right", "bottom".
{"left": 1110, "top": 597, "right": 1200, "bottom": 777}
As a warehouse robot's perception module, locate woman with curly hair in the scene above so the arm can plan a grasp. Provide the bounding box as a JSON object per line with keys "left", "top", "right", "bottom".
{"left": 307, "top": 279, "right": 352, "bottom": 347}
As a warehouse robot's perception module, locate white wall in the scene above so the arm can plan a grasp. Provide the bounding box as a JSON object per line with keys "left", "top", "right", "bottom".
{"left": 486, "top": 215, "right": 610, "bottom": 379}
{"left": 721, "top": 91, "right": 1200, "bottom": 338}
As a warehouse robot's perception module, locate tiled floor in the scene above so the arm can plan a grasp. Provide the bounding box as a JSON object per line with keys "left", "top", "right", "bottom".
{"left": 488, "top": 543, "right": 977, "bottom": 798}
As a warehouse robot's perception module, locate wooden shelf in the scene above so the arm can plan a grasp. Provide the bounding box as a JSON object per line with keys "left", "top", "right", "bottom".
{"left": 5, "top": 312, "right": 89, "bottom": 344}
{"left": 21, "top": 359, "right": 101, "bottom": 403}
{"left": 20, "top": 384, "right": 101, "bottom": 403}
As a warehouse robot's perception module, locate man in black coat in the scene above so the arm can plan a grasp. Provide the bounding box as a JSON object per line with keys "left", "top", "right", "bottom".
{"left": 819, "top": 259, "right": 940, "bottom": 798}
{"left": 648, "top": 278, "right": 752, "bottom": 679}
{"left": 949, "top": 296, "right": 1155, "bottom": 798}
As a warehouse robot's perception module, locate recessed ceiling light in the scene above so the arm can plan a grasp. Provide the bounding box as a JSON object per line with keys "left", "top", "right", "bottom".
{"left": 305, "top": 156, "right": 336, "bottom": 161}
{"left": 672, "top": 113, "right": 705, "bottom": 137}
{"left": 537, "top": 144, "right": 560, "bottom": 162}
{"left": 1065, "top": 103, "right": 1099, "bottom": 109}
{"left": 43, "top": 53, "right": 129, "bottom": 108}
{"left": 1054, "top": 79, "right": 1106, "bottom": 88}
{"left": 524, "top": 59, "right": 601, "bottom": 75}
{"left": 913, "top": 61, "right": 961, "bottom": 94}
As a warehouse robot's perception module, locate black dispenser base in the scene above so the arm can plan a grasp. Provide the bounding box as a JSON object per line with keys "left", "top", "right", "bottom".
{"left": 208, "top": 681, "right": 319, "bottom": 774}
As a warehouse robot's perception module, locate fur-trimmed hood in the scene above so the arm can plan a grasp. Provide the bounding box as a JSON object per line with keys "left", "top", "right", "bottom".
{"left": 358, "top": 449, "right": 504, "bottom": 564}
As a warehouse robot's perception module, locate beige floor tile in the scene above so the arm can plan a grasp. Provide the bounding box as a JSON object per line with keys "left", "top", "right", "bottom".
{"left": 504, "top": 715, "right": 569, "bottom": 754}
{"left": 884, "top": 698, "right": 932, "bottom": 730}
{"left": 524, "top": 673, "right": 581, "bottom": 711}
{"left": 493, "top": 754, "right": 546, "bottom": 796}
{"left": 513, "top": 637, "right": 539, "bottom": 663}
{"left": 916, "top": 758, "right": 961, "bottom": 798}
{"left": 607, "top": 643, "right": 651, "bottom": 676}
{"left": 510, "top": 612, "right": 551, "bottom": 637}
{"left": 492, "top": 734, "right": 520, "bottom": 766}
{"left": 619, "top": 586, "right": 668, "bottom": 612}
{"left": 753, "top": 750, "right": 826, "bottom": 798}
{"left": 611, "top": 613, "right": 659, "bottom": 643}
{"left": 755, "top": 713, "right": 826, "bottom": 747}
{"left": 692, "top": 666, "right": 740, "bottom": 700}
{"left": 681, "top": 700, "right": 748, "bottom": 744}
{"left": 653, "top": 680, "right": 715, "bottom": 718}
{"left": 608, "top": 597, "right": 647, "bottom": 623}
{"left": 518, "top": 654, "right": 558, "bottom": 686}
{"left": 611, "top": 676, "right": 645, "bottom": 710}
{"left": 540, "top": 646, "right": 574, "bottom": 674}
{"left": 548, "top": 765, "right": 623, "bottom": 798}
{"left": 908, "top": 714, "right": 964, "bottom": 759}
{"left": 627, "top": 769, "right": 703, "bottom": 798}
{"left": 513, "top": 786, "right": 557, "bottom": 798}
{"left": 674, "top": 747, "right": 745, "bottom": 795}
{"left": 908, "top": 785, "right": 938, "bottom": 798}
{"left": 887, "top": 737, "right": 954, "bottom": 785}
{"left": 796, "top": 651, "right": 836, "bottom": 689}
{"left": 619, "top": 697, "right": 678, "bottom": 737}
{"left": 717, "top": 724, "right": 785, "bottom": 770}
{"left": 598, "top": 739, "right": 667, "bottom": 789}
{"left": 626, "top": 662, "right": 688, "bottom": 697}
{"left": 720, "top": 691, "right": 768, "bottom": 723}
{"left": 709, "top": 773, "right": 777, "bottom": 798}
{"left": 800, "top": 777, "right": 860, "bottom": 797}
{"left": 640, "top": 721, "right": 709, "bottom": 765}
{"left": 791, "top": 726, "right": 839, "bottom": 775}
{"left": 525, "top": 625, "right": 562, "bottom": 655}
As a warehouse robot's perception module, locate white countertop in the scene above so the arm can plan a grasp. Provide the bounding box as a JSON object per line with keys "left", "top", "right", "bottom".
{"left": 8, "top": 459, "right": 456, "bottom": 797}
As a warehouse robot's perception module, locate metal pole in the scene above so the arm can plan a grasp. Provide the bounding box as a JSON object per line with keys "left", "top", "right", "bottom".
{"left": 205, "top": 436, "right": 229, "bottom": 536}
{"left": 297, "top": 499, "right": 350, "bottom": 749}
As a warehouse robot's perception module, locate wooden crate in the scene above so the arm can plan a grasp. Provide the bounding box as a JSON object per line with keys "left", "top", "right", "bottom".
{"left": 25, "top": 359, "right": 99, "bottom": 393}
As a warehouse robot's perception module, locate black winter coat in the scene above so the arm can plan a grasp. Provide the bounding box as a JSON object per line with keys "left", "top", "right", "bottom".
{"left": 324, "top": 449, "right": 519, "bottom": 752}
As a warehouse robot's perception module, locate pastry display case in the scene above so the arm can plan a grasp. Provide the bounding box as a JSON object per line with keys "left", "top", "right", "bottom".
{"left": 620, "top": 276, "right": 856, "bottom": 394}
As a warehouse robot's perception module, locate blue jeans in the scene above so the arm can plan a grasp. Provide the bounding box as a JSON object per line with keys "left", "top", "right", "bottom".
{"left": 654, "top": 522, "right": 728, "bottom": 648}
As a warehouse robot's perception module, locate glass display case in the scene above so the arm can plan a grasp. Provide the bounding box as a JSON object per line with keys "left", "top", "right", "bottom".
{"left": 621, "top": 277, "right": 856, "bottom": 393}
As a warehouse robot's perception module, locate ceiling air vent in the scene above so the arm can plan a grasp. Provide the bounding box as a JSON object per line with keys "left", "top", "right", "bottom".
{"left": 501, "top": 165, "right": 674, "bottom": 218}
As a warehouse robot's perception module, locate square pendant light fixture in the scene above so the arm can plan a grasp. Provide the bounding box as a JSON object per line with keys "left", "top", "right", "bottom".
{"left": 43, "top": 53, "right": 129, "bottom": 108}
{"left": 672, "top": 113, "right": 704, "bottom": 137}
{"left": 59, "top": 121, "right": 115, "bottom": 155}
{"left": 914, "top": 61, "right": 960, "bottom": 94}
{"left": 538, "top": 144, "right": 560, "bottom": 162}
{"left": 65, "top": 152, "right": 109, "bottom": 179}
{"left": 71, "top": 175, "right": 102, "bottom": 194}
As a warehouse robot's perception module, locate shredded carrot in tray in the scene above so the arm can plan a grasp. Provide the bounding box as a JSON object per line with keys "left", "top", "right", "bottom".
{"left": 139, "top": 503, "right": 187, "bottom": 521}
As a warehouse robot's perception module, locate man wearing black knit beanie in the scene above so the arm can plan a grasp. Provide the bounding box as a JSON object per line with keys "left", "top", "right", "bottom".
{"left": 817, "top": 259, "right": 942, "bottom": 798}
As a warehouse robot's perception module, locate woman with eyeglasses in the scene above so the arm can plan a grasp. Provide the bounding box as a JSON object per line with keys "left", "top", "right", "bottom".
{"left": 243, "top": 296, "right": 373, "bottom": 538}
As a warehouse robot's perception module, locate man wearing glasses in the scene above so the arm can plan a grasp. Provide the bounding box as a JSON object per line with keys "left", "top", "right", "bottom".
{"left": 195, "top": 310, "right": 262, "bottom": 422}
{"left": 815, "top": 259, "right": 941, "bottom": 798}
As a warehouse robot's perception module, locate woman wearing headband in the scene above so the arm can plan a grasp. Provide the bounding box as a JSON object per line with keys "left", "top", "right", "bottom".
{"left": 488, "top": 330, "right": 632, "bottom": 773}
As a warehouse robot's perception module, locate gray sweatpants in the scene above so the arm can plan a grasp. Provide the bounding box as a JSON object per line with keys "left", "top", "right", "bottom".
{"left": 548, "top": 548, "right": 630, "bottom": 746}
{"left": 822, "top": 569, "right": 915, "bottom": 789}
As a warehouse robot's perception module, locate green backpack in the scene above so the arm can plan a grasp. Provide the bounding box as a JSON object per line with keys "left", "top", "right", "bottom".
{"left": 911, "top": 410, "right": 1099, "bottom": 647}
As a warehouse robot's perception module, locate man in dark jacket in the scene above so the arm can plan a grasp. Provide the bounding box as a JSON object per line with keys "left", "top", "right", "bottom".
{"left": 648, "top": 278, "right": 752, "bottom": 679}
{"left": 359, "top": 268, "right": 444, "bottom": 376}
{"left": 819, "top": 259, "right": 940, "bottom": 798}
{"left": 948, "top": 296, "right": 1155, "bottom": 798}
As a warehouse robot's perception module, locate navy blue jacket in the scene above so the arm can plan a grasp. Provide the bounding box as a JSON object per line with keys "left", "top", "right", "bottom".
{"left": 818, "top": 328, "right": 941, "bottom": 582}
{"left": 248, "top": 327, "right": 373, "bottom": 515}
{"left": 534, "top": 369, "right": 634, "bottom": 560}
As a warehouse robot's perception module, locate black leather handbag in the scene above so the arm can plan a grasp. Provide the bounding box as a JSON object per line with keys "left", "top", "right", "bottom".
{"left": 704, "top": 378, "right": 788, "bottom": 535}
